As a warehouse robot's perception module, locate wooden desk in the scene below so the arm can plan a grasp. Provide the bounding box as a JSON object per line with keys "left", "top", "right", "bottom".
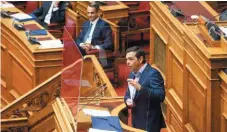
{"left": 76, "top": 1, "right": 129, "bottom": 23}
{"left": 1, "top": 7, "right": 63, "bottom": 108}
{"left": 150, "top": 1, "right": 227, "bottom": 132}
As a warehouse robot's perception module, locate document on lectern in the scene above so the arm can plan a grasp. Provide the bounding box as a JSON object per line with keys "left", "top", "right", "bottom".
{"left": 39, "top": 39, "right": 63, "bottom": 49}
{"left": 83, "top": 109, "right": 111, "bottom": 116}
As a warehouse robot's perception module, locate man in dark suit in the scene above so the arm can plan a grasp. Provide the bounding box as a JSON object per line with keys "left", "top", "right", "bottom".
{"left": 75, "top": 3, "right": 113, "bottom": 55}
{"left": 31, "top": 1, "right": 68, "bottom": 27}
{"left": 124, "top": 46, "right": 166, "bottom": 132}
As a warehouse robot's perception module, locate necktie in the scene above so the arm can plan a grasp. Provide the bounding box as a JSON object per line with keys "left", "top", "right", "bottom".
{"left": 84, "top": 23, "right": 93, "bottom": 42}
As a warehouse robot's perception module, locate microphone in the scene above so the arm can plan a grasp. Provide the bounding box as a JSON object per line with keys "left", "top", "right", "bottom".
{"left": 219, "top": 9, "right": 227, "bottom": 21}
{"left": 25, "top": 30, "right": 40, "bottom": 45}
{"left": 208, "top": 9, "right": 227, "bottom": 21}
{"left": 200, "top": 16, "right": 223, "bottom": 40}
{"left": 12, "top": 19, "right": 25, "bottom": 31}
{"left": 169, "top": 6, "right": 184, "bottom": 17}
{"left": 1, "top": 10, "right": 12, "bottom": 18}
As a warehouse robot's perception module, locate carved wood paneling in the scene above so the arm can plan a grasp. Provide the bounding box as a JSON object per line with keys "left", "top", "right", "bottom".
{"left": 186, "top": 70, "right": 206, "bottom": 132}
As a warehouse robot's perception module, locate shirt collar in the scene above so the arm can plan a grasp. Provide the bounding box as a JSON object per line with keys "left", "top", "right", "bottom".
{"left": 133, "top": 63, "right": 147, "bottom": 77}
{"left": 90, "top": 17, "right": 99, "bottom": 25}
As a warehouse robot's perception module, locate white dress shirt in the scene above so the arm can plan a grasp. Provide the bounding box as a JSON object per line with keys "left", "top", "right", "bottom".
{"left": 44, "top": 2, "right": 59, "bottom": 24}
{"left": 128, "top": 63, "right": 148, "bottom": 102}
{"left": 80, "top": 17, "right": 101, "bottom": 49}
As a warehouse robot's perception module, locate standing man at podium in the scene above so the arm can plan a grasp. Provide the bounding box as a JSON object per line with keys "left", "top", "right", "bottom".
{"left": 124, "top": 46, "right": 166, "bottom": 132}
{"left": 75, "top": 2, "right": 113, "bottom": 55}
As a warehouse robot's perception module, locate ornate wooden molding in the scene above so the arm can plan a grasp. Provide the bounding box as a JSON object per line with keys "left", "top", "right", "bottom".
{"left": 1, "top": 72, "right": 61, "bottom": 119}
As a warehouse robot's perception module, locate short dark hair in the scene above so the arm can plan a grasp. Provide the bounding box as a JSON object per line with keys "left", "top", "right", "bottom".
{"left": 88, "top": 2, "right": 100, "bottom": 12}
{"left": 126, "top": 46, "right": 146, "bottom": 64}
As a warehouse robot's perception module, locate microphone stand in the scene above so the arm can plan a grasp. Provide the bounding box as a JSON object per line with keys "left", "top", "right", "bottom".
{"left": 71, "top": 84, "right": 107, "bottom": 112}
{"left": 72, "top": 84, "right": 107, "bottom": 122}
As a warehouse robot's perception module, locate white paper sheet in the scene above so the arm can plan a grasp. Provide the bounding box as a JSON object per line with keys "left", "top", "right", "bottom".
{"left": 88, "top": 128, "right": 117, "bottom": 132}
{"left": 82, "top": 109, "right": 111, "bottom": 117}
{"left": 1, "top": 3, "right": 15, "bottom": 8}
{"left": 220, "top": 27, "right": 227, "bottom": 37}
{"left": 10, "top": 13, "right": 32, "bottom": 20}
{"left": 39, "top": 39, "right": 63, "bottom": 49}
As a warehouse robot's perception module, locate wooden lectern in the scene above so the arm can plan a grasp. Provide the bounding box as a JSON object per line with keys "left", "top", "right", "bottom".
{"left": 150, "top": 1, "right": 227, "bottom": 132}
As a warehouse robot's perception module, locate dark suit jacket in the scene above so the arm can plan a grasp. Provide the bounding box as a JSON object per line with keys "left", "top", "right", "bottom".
{"left": 124, "top": 64, "right": 166, "bottom": 132}
{"left": 32, "top": 1, "right": 68, "bottom": 24}
{"left": 75, "top": 18, "right": 113, "bottom": 50}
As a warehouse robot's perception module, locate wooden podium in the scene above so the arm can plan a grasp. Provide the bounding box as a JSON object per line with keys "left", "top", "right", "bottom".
{"left": 150, "top": 1, "right": 227, "bottom": 132}
{"left": 1, "top": 7, "right": 63, "bottom": 108}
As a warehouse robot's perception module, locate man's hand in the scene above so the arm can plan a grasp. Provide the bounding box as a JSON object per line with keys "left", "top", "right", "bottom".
{"left": 81, "top": 43, "right": 93, "bottom": 51}
{"left": 128, "top": 79, "right": 141, "bottom": 91}
{"left": 126, "top": 99, "right": 133, "bottom": 107}
{"left": 84, "top": 43, "right": 93, "bottom": 50}
{"left": 54, "top": 1, "right": 60, "bottom": 7}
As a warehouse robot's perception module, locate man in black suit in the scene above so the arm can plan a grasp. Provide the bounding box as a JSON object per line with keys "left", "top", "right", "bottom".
{"left": 75, "top": 3, "right": 113, "bottom": 55}
{"left": 31, "top": 1, "right": 69, "bottom": 27}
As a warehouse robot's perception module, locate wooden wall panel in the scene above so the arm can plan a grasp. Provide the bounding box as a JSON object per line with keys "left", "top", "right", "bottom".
{"left": 1, "top": 87, "right": 15, "bottom": 108}
{"left": 169, "top": 112, "right": 183, "bottom": 132}
{"left": 170, "top": 54, "right": 184, "bottom": 99}
{"left": 186, "top": 70, "right": 206, "bottom": 132}
{"left": 35, "top": 66, "right": 62, "bottom": 86}
{"left": 1, "top": 44, "right": 7, "bottom": 83}
{"left": 11, "top": 59, "right": 32, "bottom": 95}
{"left": 167, "top": 53, "right": 184, "bottom": 124}
{"left": 220, "top": 71, "right": 227, "bottom": 132}
{"left": 30, "top": 115, "right": 56, "bottom": 132}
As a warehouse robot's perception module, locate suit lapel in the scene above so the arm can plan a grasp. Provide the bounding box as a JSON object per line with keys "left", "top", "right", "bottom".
{"left": 92, "top": 18, "right": 101, "bottom": 39}
{"left": 44, "top": 2, "right": 52, "bottom": 16}
{"left": 134, "top": 64, "right": 150, "bottom": 100}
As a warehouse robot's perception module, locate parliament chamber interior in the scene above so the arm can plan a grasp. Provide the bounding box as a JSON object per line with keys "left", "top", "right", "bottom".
{"left": 1, "top": 1, "right": 227, "bottom": 132}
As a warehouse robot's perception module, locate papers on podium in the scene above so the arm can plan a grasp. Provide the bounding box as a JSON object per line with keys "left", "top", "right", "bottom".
{"left": 83, "top": 109, "right": 111, "bottom": 117}
{"left": 220, "top": 27, "right": 227, "bottom": 37}
{"left": 39, "top": 39, "right": 63, "bottom": 49}
{"left": 89, "top": 128, "right": 117, "bottom": 132}
{"left": 10, "top": 13, "right": 35, "bottom": 22}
